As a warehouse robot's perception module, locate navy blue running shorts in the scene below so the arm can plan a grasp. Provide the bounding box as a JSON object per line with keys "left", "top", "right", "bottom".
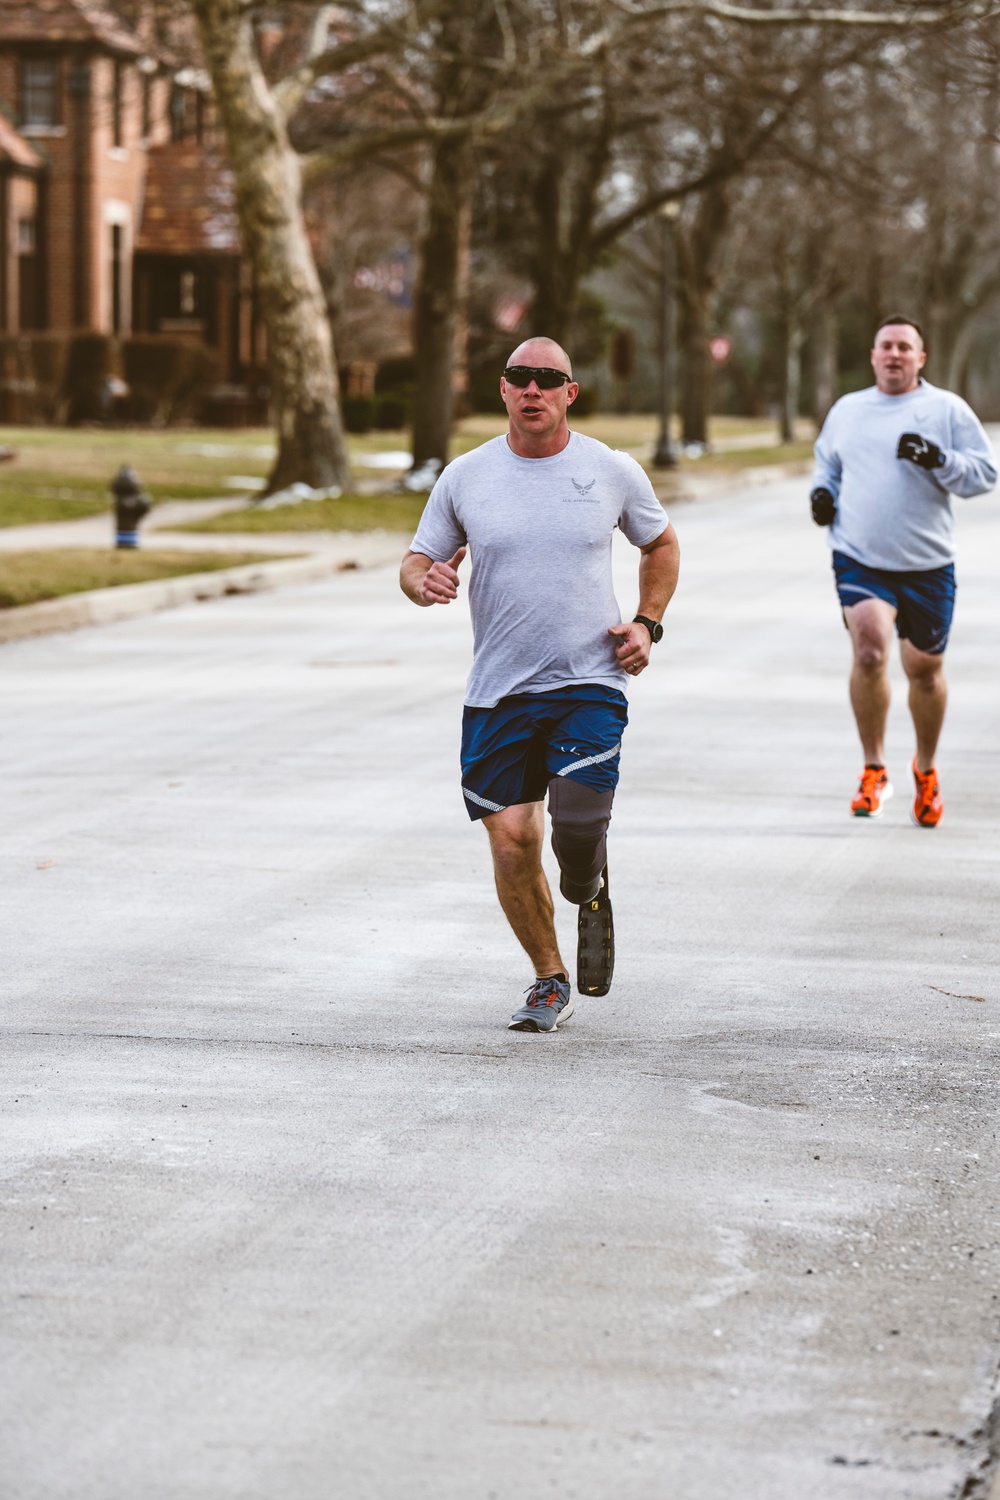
{"left": 832, "top": 550, "right": 956, "bottom": 656}
{"left": 460, "top": 685, "right": 628, "bottom": 821}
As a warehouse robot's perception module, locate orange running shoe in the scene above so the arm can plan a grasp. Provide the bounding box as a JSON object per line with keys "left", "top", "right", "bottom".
{"left": 911, "top": 760, "right": 943, "bottom": 827}
{"left": 851, "top": 764, "right": 893, "bottom": 817}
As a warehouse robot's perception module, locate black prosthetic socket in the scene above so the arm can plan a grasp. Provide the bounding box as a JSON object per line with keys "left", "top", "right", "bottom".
{"left": 548, "top": 778, "right": 614, "bottom": 904}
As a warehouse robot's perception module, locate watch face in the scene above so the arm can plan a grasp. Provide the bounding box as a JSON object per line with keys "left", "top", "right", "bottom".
{"left": 636, "top": 616, "right": 662, "bottom": 643}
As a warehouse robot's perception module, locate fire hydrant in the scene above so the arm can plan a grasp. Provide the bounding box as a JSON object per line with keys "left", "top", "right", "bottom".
{"left": 110, "top": 465, "right": 152, "bottom": 549}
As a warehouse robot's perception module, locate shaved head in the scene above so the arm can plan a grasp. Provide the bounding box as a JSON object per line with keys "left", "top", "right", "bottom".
{"left": 500, "top": 334, "right": 578, "bottom": 457}
{"left": 507, "top": 337, "right": 572, "bottom": 377}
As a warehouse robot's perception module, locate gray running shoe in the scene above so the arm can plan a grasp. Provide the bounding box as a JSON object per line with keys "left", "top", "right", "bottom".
{"left": 508, "top": 975, "right": 574, "bottom": 1033}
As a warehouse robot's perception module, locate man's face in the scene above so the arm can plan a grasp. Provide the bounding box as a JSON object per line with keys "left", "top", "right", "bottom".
{"left": 500, "top": 359, "right": 579, "bottom": 443}
{"left": 871, "top": 325, "right": 926, "bottom": 395}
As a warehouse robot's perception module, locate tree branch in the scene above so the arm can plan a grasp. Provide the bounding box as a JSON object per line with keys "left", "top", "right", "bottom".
{"left": 300, "top": 117, "right": 476, "bottom": 181}
{"left": 275, "top": 11, "right": 438, "bottom": 117}
{"left": 617, "top": 0, "right": 986, "bottom": 26}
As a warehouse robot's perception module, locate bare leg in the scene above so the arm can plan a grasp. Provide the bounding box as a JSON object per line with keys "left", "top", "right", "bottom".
{"left": 844, "top": 599, "right": 897, "bottom": 763}
{"left": 901, "top": 639, "right": 947, "bottom": 771}
{"left": 483, "top": 802, "right": 568, "bottom": 978}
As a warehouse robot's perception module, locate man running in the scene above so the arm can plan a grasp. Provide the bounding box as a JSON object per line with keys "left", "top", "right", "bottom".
{"left": 811, "top": 315, "right": 996, "bottom": 825}
{"left": 400, "top": 336, "right": 679, "bottom": 1031}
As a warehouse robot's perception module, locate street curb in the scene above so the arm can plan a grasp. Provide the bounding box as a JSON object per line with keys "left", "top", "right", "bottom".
{"left": 0, "top": 552, "right": 370, "bottom": 645}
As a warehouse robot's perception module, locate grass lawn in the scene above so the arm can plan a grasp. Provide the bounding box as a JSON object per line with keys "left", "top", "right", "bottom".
{"left": 0, "top": 548, "right": 283, "bottom": 609}
{"left": 0, "top": 426, "right": 286, "bottom": 527}
{"left": 683, "top": 440, "right": 815, "bottom": 469}
{"left": 182, "top": 492, "right": 428, "bottom": 535}
{"left": 0, "top": 415, "right": 813, "bottom": 531}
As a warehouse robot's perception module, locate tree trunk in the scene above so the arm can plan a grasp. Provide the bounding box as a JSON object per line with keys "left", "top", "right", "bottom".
{"left": 675, "top": 185, "right": 730, "bottom": 446}
{"left": 191, "top": 0, "right": 350, "bottom": 495}
{"left": 410, "top": 134, "right": 473, "bottom": 470}
{"left": 529, "top": 162, "right": 579, "bottom": 345}
{"left": 526, "top": 116, "right": 611, "bottom": 349}
{"left": 812, "top": 299, "right": 837, "bottom": 427}
{"left": 780, "top": 318, "right": 804, "bottom": 444}
{"left": 945, "top": 312, "right": 978, "bottom": 397}
{"left": 678, "top": 285, "right": 711, "bottom": 446}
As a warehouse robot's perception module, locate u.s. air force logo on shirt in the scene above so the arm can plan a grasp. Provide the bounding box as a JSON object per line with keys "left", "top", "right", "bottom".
{"left": 567, "top": 477, "right": 597, "bottom": 502}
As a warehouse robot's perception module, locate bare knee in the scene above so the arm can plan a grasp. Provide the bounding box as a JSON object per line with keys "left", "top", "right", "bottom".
{"left": 905, "top": 656, "right": 945, "bottom": 693}
{"left": 853, "top": 636, "right": 890, "bottom": 674}
{"left": 484, "top": 806, "right": 543, "bottom": 875}
{"left": 846, "top": 601, "right": 894, "bottom": 676}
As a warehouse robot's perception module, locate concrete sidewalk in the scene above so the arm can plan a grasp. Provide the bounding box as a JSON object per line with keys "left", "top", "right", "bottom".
{"left": 0, "top": 498, "right": 408, "bottom": 643}
{"left": 3, "top": 475, "right": 1000, "bottom": 1499}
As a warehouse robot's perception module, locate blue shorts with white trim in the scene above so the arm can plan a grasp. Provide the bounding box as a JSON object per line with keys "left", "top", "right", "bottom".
{"left": 832, "top": 550, "right": 956, "bottom": 656}
{"left": 460, "top": 685, "right": 628, "bottom": 821}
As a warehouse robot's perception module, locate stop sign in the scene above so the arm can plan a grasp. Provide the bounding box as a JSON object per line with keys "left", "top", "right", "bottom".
{"left": 709, "top": 335, "right": 733, "bottom": 365}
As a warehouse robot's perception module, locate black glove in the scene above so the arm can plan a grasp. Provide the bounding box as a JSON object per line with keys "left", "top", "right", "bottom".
{"left": 897, "top": 432, "right": 945, "bottom": 470}
{"left": 810, "top": 487, "right": 836, "bottom": 526}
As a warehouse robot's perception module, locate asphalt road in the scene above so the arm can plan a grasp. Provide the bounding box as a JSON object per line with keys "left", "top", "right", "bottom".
{"left": 3, "top": 473, "right": 1000, "bottom": 1500}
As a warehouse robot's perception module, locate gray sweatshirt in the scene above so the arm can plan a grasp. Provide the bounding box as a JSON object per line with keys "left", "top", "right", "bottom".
{"left": 812, "top": 379, "right": 996, "bottom": 570}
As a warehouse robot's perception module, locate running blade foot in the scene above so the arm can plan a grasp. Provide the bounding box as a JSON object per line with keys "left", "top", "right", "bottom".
{"left": 577, "top": 866, "right": 614, "bottom": 996}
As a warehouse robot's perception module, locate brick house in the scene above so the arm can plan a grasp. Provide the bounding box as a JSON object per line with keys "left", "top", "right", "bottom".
{"left": 0, "top": 0, "right": 259, "bottom": 410}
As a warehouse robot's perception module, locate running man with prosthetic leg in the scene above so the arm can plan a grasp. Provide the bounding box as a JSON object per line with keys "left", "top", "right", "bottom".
{"left": 811, "top": 315, "right": 995, "bottom": 825}
{"left": 400, "top": 337, "right": 679, "bottom": 1031}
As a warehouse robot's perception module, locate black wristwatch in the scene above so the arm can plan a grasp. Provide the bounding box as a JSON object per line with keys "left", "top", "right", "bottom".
{"left": 633, "top": 614, "right": 663, "bottom": 644}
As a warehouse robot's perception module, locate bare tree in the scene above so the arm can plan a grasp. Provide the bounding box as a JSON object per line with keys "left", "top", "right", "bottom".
{"left": 187, "top": 0, "right": 991, "bottom": 489}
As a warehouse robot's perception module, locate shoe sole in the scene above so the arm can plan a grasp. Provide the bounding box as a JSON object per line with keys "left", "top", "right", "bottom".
{"left": 852, "top": 782, "right": 893, "bottom": 818}
{"left": 910, "top": 805, "right": 942, "bottom": 828}
{"left": 578, "top": 899, "right": 615, "bottom": 997}
{"left": 508, "top": 998, "right": 575, "bottom": 1033}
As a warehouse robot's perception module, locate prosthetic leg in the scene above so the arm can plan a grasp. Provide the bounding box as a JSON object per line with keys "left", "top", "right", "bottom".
{"left": 548, "top": 778, "right": 615, "bottom": 996}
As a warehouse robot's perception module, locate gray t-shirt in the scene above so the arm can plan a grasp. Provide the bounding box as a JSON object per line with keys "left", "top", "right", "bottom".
{"left": 812, "top": 379, "right": 996, "bottom": 570}
{"left": 410, "top": 431, "right": 668, "bottom": 707}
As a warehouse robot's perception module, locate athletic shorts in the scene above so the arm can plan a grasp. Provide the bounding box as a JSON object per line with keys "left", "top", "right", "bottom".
{"left": 832, "top": 550, "right": 956, "bottom": 656}
{"left": 460, "top": 685, "right": 628, "bottom": 821}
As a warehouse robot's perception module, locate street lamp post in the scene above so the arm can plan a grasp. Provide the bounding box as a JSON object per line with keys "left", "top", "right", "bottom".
{"left": 652, "top": 200, "right": 681, "bottom": 469}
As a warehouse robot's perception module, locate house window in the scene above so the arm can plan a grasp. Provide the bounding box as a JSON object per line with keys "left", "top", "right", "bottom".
{"left": 112, "top": 61, "right": 124, "bottom": 147}
{"left": 111, "top": 225, "right": 123, "bottom": 333}
{"left": 169, "top": 86, "right": 186, "bottom": 141}
{"left": 142, "top": 73, "right": 152, "bottom": 138}
{"left": 180, "top": 270, "right": 197, "bottom": 316}
{"left": 20, "top": 58, "right": 60, "bottom": 128}
{"left": 17, "top": 219, "right": 36, "bottom": 253}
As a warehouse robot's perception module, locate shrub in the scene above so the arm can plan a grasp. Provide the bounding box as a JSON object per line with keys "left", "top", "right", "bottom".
{"left": 31, "top": 337, "right": 73, "bottom": 420}
{"left": 374, "top": 395, "right": 408, "bottom": 430}
{"left": 170, "top": 343, "right": 219, "bottom": 424}
{"left": 375, "top": 356, "right": 416, "bottom": 393}
{"left": 123, "top": 339, "right": 184, "bottom": 423}
{"left": 573, "top": 386, "right": 599, "bottom": 417}
{"left": 64, "top": 334, "right": 116, "bottom": 423}
{"left": 122, "top": 338, "right": 220, "bottom": 425}
{"left": 467, "top": 370, "right": 505, "bottom": 414}
{"left": 0, "top": 335, "right": 72, "bottom": 423}
{"left": 343, "top": 395, "right": 375, "bottom": 433}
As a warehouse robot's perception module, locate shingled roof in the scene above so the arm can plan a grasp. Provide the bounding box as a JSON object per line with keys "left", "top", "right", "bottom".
{"left": 0, "top": 116, "right": 43, "bottom": 170}
{"left": 0, "top": 0, "right": 144, "bottom": 56}
{"left": 136, "top": 140, "right": 241, "bottom": 256}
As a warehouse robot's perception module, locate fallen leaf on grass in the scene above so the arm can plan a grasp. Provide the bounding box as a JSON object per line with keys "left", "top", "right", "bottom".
{"left": 928, "top": 984, "right": 986, "bottom": 1003}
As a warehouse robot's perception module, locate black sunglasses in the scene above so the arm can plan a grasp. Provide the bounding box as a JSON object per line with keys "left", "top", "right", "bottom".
{"left": 502, "top": 365, "right": 573, "bottom": 389}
